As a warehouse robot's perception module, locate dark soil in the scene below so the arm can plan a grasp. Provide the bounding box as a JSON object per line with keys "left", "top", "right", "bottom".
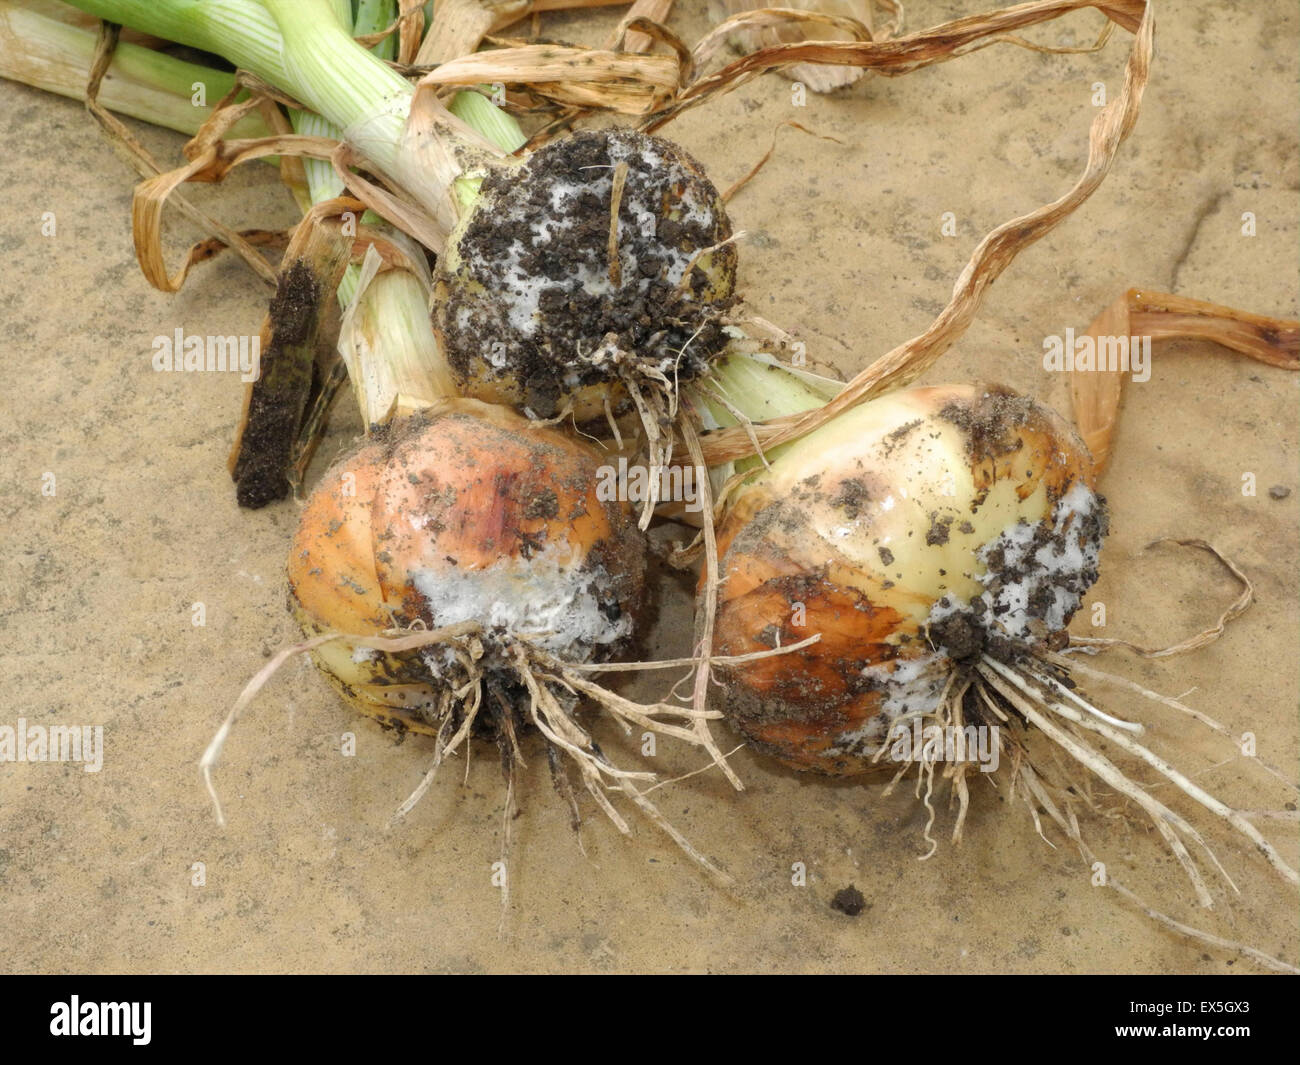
{"left": 831, "top": 884, "right": 868, "bottom": 916}
{"left": 437, "top": 129, "right": 739, "bottom": 418}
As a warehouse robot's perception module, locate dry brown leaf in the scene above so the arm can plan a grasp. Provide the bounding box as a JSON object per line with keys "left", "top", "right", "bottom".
{"left": 417, "top": 40, "right": 681, "bottom": 114}
{"left": 687, "top": 5, "right": 875, "bottom": 96}
{"left": 83, "top": 28, "right": 293, "bottom": 289}
{"left": 416, "top": 0, "right": 526, "bottom": 64}
{"left": 129, "top": 72, "right": 505, "bottom": 286}
{"left": 129, "top": 110, "right": 341, "bottom": 292}
{"left": 651, "top": 0, "right": 1146, "bottom": 130}
{"left": 1070, "top": 288, "right": 1300, "bottom": 474}
{"left": 697, "top": 0, "right": 1155, "bottom": 466}
{"left": 719, "top": 0, "right": 883, "bottom": 93}
{"left": 414, "top": 0, "right": 627, "bottom": 64}
{"left": 721, "top": 119, "right": 843, "bottom": 202}
{"left": 1069, "top": 539, "right": 1254, "bottom": 658}
{"left": 396, "top": 0, "right": 427, "bottom": 64}
{"left": 614, "top": 0, "right": 676, "bottom": 53}
{"left": 610, "top": 15, "right": 695, "bottom": 78}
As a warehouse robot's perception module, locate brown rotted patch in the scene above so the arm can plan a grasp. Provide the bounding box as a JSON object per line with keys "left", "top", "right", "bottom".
{"left": 943, "top": 385, "right": 1098, "bottom": 509}
{"left": 938, "top": 385, "right": 1033, "bottom": 466}
{"left": 713, "top": 545, "right": 920, "bottom": 774}
{"left": 436, "top": 128, "right": 738, "bottom": 418}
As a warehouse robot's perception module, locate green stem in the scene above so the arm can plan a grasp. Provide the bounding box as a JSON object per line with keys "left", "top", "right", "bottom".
{"left": 66, "top": 0, "right": 527, "bottom": 221}
{"left": 64, "top": 0, "right": 294, "bottom": 85}
{"left": 697, "top": 353, "right": 841, "bottom": 469}
{"left": 0, "top": 1, "right": 267, "bottom": 138}
{"left": 259, "top": 0, "right": 413, "bottom": 175}
{"left": 354, "top": 0, "right": 397, "bottom": 61}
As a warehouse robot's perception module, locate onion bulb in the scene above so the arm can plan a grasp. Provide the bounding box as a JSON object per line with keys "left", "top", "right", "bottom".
{"left": 711, "top": 383, "right": 1105, "bottom": 774}
{"left": 277, "top": 400, "right": 726, "bottom": 879}
{"left": 433, "top": 128, "right": 739, "bottom": 424}
{"left": 288, "top": 401, "right": 646, "bottom": 731}
{"left": 707, "top": 382, "right": 1299, "bottom": 909}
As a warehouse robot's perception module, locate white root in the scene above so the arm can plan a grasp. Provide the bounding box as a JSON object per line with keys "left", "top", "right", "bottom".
{"left": 562, "top": 631, "right": 821, "bottom": 673}
{"left": 390, "top": 696, "right": 452, "bottom": 825}
{"left": 200, "top": 622, "right": 482, "bottom": 825}
{"left": 680, "top": 405, "right": 746, "bottom": 791}
{"left": 1046, "top": 651, "right": 1299, "bottom": 795}
{"left": 1015, "top": 760, "right": 1299, "bottom": 975}
{"left": 513, "top": 646, "right": 731, "bottom": 883}
{"left": 980, "top": 650, "right": 1300, "bottom": 950}
{"left": 204, "top": 614, "right": 735, "bottom": 888}
{"left": 616, "top": 364, "right": 667, "bottom": 530}
{"left": 978, "top": 658, "right": 1218, "bottom": 908}
{"left": 1010, "top": 659, "right": 1300, "bottom": 889}
{"left": 692, "top": 380, "right": 771, "bottom": 470}
{"left": 1024, "top": 663, "right": 1144, "bottom": 734}
{"left": 1008, "top": 662, "right": 1241, "bottom": 896}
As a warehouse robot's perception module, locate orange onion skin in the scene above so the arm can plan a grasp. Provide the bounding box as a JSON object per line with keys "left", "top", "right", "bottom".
{"left": 288, "top": 402, "right": 646, "bottom": 734}
{"left": 709, "top": 384, "right": 1101, "bottom": 775}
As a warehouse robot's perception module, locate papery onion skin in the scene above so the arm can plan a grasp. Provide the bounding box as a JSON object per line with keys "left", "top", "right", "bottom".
{"left": 711, "top": 384, "right": 1106, "bottom": 774}
{"left": 434, "top": 128, "right": 739, "bottom": 422}
{"left": 288, "top": 402, "right": 646, "bottom": 734}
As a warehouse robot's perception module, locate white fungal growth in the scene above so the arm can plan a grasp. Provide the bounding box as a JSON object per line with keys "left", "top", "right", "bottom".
{"left": 410, "top": 540, "right": 633, "bottom": 667}
{"left": 835, "top": 652, "right": 950, "bottom": 752}
{"left": 480, "top": 135, "right": 714, "bottom": 342}
{"left": 925, "top": 477, "right": 1104, "bottom": 646}
{"left": 974, "top": 478, "right": 1102, "bottom": 640}
{"left": 864, "top": 654, "right": 948, "bottom": 719}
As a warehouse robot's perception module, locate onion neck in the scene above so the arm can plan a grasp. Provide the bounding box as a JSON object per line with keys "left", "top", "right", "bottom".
{"left": 697, "top": 353, "right": 840, "bottom": 469}
{"left": 65, "top": 0, "right": 526, "bottom": 214}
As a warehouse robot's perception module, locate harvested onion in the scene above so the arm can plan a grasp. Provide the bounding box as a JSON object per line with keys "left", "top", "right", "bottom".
{"left": 434, "top": 128, "right": 739, "bottom": 424}
{"left": 267, "top": 398, "right": 726, "bottom": 879}
{"left": 288, "top": 401, "right": 646, "bottom": 731}
{"left": 708, "top": 382, "right": 1298, "bottom": 907}
{"left": 712, "top": 383, "right": 1103, "bottom": 773}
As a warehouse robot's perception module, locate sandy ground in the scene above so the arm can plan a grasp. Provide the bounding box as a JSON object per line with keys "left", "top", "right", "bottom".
{"left": 1, "top": 0, "right": 1296, "bottom": 974}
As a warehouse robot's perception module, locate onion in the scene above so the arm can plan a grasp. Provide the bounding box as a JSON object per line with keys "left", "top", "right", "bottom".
{"left": 274, "top": 399, "right": 727, "bottom": 880}
{"left": 712, "top": 383, "right": 1103, "bottom": 772}
{"left": 434, "top": 128, "right": 739, "bottom": 423}
{"left": 708, "top": 381, "right": 1299, "bottom": 908}
{"left": 288, "top": 401, "right": 646, "bottom": 733}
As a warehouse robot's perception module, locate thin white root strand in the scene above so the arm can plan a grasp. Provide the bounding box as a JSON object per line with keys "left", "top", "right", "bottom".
{"left": 513, "top": 648, "right": 730, "bottom": 883}
{"left": 1010, "top": 663, "right": 1241, "bottom": 896}
{"left": 200, "top": 631, "right": 359, "bottom": 826}
{"left": 1015, "top": 760, "right": 1299, "bottom": 975}
{"left": 1107, "top": 879, "right": 1300, "bottom": 975}
{"left": 642, "top": 744, "right": 747, "bottom": 796}
{"left": 390, "top": 710, "right": 453, "bottom": 826}
{"left": 1046, "top": 651, "right": 1299, "bottom": 796}
{"left": 681, "top": 404, "right": 745, "bottom": 791}
{"left": 1013, "top": 660, "right": 1300, "bottom": 889}
{"left": 979, "top": 658, "right": 1217, "bottom": 908}
{"left": 1024, "top": 663, "right": 1144, "bottom": 734}
{"left": 559, "top": 631, "right": 821, "bottom": 673}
